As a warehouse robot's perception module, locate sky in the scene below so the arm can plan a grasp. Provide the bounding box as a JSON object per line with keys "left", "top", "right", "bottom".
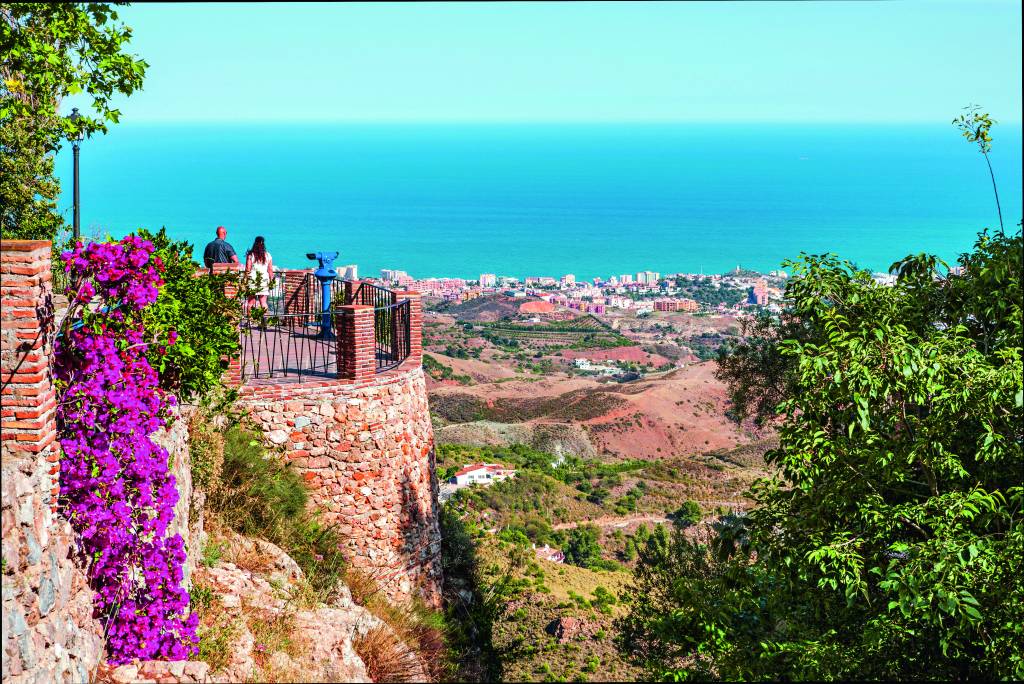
{"left": 81, "top": 0, "right": 1022, "bottom": 124}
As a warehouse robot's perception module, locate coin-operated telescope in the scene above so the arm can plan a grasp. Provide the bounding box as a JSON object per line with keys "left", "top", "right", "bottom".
{"left": 306, "top": 251, "right": 339, "bottom": 339}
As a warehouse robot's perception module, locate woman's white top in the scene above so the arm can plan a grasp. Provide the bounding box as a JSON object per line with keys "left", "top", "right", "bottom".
{"left": 247, "top": 252, "right": 273, "bottom": 295}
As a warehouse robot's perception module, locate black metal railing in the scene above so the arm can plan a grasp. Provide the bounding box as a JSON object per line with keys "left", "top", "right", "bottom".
{"left": 239, "top": 311, "right": 337, "bottom": 381}
{"left": 375, "top": 299, "right": 411, "bottom": 372}
{"left": 239, "top": 276, "right": 412, "bottom": 382}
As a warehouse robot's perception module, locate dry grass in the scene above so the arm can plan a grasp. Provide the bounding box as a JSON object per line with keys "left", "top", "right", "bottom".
{"left": 345, "top": 567, "right": 447, "bottom": 681}
{"left": 354, "top": 626, "right": 425, "bottom": 684}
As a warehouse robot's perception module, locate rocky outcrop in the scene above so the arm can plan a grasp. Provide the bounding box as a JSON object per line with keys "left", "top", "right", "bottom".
{"left": 185, "top": 558, "right": 421, "bottom": 683}
{"left": 546, "top": 616, "right": 602, "bottom": 644}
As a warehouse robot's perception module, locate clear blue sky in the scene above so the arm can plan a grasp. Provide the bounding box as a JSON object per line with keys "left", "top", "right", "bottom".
{"left": 85, "top": 1, "right": 1022, "bottom": 123}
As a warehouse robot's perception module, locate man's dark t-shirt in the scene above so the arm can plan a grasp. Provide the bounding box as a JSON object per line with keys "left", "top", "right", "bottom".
{"left": 203, "top": 238, "right": 237, "bottom": 269}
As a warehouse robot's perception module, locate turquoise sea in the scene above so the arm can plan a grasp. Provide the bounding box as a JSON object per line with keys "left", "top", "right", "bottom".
{"left": 56, "top": 123, "right": 1022, "bottom": 279}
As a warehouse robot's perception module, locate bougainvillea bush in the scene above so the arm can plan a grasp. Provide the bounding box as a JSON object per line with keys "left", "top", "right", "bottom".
{"left": 55, "top": 236, "right": 198, "bottom": 663}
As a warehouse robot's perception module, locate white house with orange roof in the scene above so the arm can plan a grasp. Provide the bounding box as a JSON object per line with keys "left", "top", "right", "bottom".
{"left": 449, "top": 462, "right": 516, "bottom": 487}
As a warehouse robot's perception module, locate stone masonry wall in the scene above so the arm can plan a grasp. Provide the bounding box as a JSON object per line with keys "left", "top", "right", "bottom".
{"left": 238, "top": 365, "right": 442, "bottom": 607}
{"left": 1, "top": 241, "right": 104, "bottom": 683}
{"left": 2, "top": 242, "right": 204, "bottom": 684}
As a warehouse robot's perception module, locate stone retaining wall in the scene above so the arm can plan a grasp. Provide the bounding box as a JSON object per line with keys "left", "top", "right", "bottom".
{"left": 238, "top": 364, "right": 442, "bottom": 607}
{"left": 2, "top": 241, "right": 204, "bottom": 684}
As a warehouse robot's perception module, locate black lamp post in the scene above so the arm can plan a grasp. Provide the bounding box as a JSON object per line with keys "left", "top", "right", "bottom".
{"left": 68, "top": 107, "right": 84, "bottom": 240}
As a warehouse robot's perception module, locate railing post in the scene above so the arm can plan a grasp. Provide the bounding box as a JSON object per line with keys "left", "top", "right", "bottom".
{"left": 212, "top": 263, "right": 244, "bottom": 387}
{"left": 394, "top": 290, "right": 423, "bottom": 367}
{"left": 336, "top": 304, "right": 376, "bottom": 382}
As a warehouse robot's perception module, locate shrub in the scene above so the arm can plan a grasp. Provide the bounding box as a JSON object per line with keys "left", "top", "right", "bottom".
{"left": 136, "top": 228, "right": 242, "bottom": 401}
{"left": 671, "top": 500, "right": 702, "bottom": 529}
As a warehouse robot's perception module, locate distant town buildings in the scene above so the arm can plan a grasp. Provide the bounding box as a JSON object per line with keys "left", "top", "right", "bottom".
{"left": 479, "top": 273, "right": 497, "bottom": 288}
{"left": 654, "top": 297, "right": 699, "bottom": 312}
{"left": 380, "top": 269, "right": 416, "bottom": 286}
{"left": 560, "top": 274, "right": 576, "bottom": 287}
{"left": 749, "top": 278, "right": 769, "bottom": 306}
{"left": 636, "top": 270, "right": 660, "bottom": 285}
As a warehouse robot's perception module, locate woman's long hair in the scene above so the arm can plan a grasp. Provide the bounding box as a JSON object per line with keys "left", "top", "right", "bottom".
{"left": 249, "top": 236, "right": 267, "bottom": 264}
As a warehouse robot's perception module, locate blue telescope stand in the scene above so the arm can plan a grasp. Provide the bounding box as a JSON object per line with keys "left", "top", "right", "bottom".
{"left": 306, "top": 251, "right": 339, "bottom": 339}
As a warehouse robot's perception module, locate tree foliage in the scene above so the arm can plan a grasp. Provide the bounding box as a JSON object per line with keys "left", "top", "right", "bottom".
{"left": 621, "top": 227, "right": 1023, "bottom": 680}
{"left": 1, "top": 2, "right": 146, "bottom": 240}
{"left": 563, "top": 524, "right": 603, "bottom": 568}
{"left": 135, "top": 228, "right": 242, "bottom": 401}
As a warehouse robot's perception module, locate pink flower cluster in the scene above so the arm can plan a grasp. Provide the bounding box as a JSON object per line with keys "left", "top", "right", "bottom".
{"left": 55, "top": 237, "right": 198, "bottom": 663}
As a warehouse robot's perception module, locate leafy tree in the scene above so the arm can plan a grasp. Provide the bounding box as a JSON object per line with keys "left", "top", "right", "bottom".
{"left": 671, "top": 500, "right": 702, "bottom": 529}
{"left": 622, "top": 228, "right": 1023, "bottom": 680}
{"left": 1, "top": 3, "right": 146, "bottom": 240}
{"left": 563, "top": 525, "right": 603, "bottom": 568}
{"left": 953, "top": 104, "right": 1004, "bottom": 233}
{"left": 135, "top": 228, "right": 241, "bottom": 401}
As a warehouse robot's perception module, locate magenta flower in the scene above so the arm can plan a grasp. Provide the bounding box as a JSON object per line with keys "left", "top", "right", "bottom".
{"left": 56, "top": 237, "right": 197, "bottom": 664}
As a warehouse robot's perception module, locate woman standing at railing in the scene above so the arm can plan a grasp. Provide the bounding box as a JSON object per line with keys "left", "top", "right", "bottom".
{"left": 244, "top": 236, "right": 275, "bottom": 313}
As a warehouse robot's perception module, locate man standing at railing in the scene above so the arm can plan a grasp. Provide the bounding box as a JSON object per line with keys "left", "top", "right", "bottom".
{"left": 203, "top": 225, "right": 239, "bottom": 271}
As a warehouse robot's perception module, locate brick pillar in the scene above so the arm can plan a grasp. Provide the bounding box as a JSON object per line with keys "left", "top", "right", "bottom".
{"left": 282, "top": 268, "right": 312, "bottom": 314}
{"left": 394, "top": 290, "right": 423, "bottom": 367}
{"left": 1, "top": 240, "right": 59, "bottom": 511}
{"left": 343, "top": 278, "right": 362, "bottom": 305}
{"left": 212, "top": 263, "right": 244, "bottom": 387}
{"left": 336, "top": 304, "right": 376, "bottom": 382}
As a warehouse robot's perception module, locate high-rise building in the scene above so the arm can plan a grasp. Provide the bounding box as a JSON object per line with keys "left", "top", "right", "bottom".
{"left": 560, "top": 274, "right": 576, "bottom": 287}
{"left": 749, "top": 278, "right": 769, "bottom": 306}
{"left": 479, "top": 273, "right": 497, "bottom": 287}
{"left": 620, "top": 274, "right": 633, "bottom": 284}
{"left": 340, "top": 264, "right": 358, "bottom": 281}
{"left": 380, "top": 268, "right": 409, "bottom": 283}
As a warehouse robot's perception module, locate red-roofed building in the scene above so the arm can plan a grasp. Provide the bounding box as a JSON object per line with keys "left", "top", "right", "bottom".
{"left": 450, "top": 463, "right": 516, "bottom": 487}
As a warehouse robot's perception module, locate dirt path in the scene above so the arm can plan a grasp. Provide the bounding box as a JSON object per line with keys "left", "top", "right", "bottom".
{"left": 551, "top": 500, "right": 748, "bottom": 531}
{"left": 552, "top": 514, "right": 670, "bottom": 531}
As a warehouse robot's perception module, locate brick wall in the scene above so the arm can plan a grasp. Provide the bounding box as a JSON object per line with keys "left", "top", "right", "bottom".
{"left": 1, "top": 240, "right": 105, "bottom": 683}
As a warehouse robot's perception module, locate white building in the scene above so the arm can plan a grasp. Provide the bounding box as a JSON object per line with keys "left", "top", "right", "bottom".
{"left": 380, "top": 268, "right": 410, "bottom": 283}
{"left": 449, "top": 463, "right": 516, "bottom": 487}
{"left": 479, "top": 273, "right": 497, "bottom": 287}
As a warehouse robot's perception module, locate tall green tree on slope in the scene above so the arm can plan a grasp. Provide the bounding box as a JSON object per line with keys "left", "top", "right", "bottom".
{"left": 1, "top": 2, "right": 146, "bottom": 240}
{"left": 619, "top": 227, "right": 1023, "bottom": 680}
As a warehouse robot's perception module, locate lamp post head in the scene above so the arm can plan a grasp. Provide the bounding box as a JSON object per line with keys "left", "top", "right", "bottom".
{"left": 68, "top": 107, "right": 85, "bottom": 145}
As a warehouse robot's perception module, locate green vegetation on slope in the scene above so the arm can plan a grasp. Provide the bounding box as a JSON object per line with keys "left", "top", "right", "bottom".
{"left": 620, "top": 227, "right": 1024, "bottom": 680}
